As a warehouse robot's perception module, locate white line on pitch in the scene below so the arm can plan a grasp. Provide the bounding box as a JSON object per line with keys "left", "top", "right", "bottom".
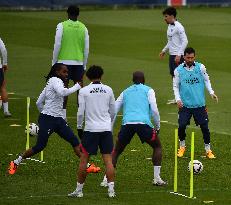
{"left": 3, "top": 188, "right": 227, "bottom": 200}
{"left": 26, "top": 158, "right": 45, "bottom": 163}
{"left": 169, "top": 191, "right": 196, "bottom": 199}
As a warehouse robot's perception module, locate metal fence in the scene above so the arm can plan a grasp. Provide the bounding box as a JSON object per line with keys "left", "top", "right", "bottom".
{"left": 0, "top": 0, "right": 231, "bottom": 7}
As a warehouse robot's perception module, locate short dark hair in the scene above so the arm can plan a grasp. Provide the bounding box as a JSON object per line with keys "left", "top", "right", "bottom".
{"left": 184, "top": 47, "right": 196, "bottom": 56}
{"left": 67, "top": 5, "right": 79, "bottom": 17}
{"left": 133, "top": 71, "right": 145, "bottom": 84}
{"left": 86, "top": 65, "right": 104, "bottom": 80}
{"left": 162, "top": 7, "right": 177, "bottom": 17}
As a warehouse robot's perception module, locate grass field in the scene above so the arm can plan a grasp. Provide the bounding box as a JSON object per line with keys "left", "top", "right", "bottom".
{"left": 0, "top": 7, "right": 231, "bottom": 205}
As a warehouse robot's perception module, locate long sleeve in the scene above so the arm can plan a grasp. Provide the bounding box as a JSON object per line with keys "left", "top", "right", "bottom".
{"left": 162, "top": 41, "right": 169, "bottom": 53}
{"left": 177, "top": 26, "right": 188, "bottom": 56}
{"left": 52, "top": 78, "right": 81, "bottom": 97}
{"left": 52, "top": 23, "right": 63, "bottom": 66}
{"left": 109, "top": 90, "right": 116, "bottom": 122}
{"left": 147, "top": 89, "right": 160, "bottom": 130}
{"left": 0, "top": 38, "right": 7, "bottom": 65}
{"left": 115, "top": 92, "right": 123, "bottom": 115}
{"left": 77, "top": 90, "right": 85, "bottom": 129}
{"left": 36, "top": 88, "right": 46, "bottom": 112}
{"left": 111, "top": 92, "right": 124, "bottom": 126}
{"left": 200, "top": 64, "right": 214, "bottom": 95}
{"left": 173, "top": 69, "right": 181, "bottom": 101}
{"left": 83, "top": 28, "right": 89, "bottom": 70}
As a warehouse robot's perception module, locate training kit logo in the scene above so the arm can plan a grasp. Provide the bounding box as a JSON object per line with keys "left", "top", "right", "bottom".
{"left": 90, "top": 87, "right": 107, "bottom": 94}
{"left": 185, "top": 77, "right": 199, "bottom": 85}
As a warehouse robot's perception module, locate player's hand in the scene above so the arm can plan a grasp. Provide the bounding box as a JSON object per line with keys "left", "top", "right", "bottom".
{"left": 2, "top": 65, "right": 8, "bottom": 72}
{"left": 159, "top": 51, "right": 165, "bottom": 59}
{"left": 177, "top": 100, "right": 183, "bottom": 109}
{"left": 77, "top": 129, "right": 83, "bottom": 140}
{"left": 211, "top": 93, "right": 218, "bottom": 103}
{"left": 174, "top": 55, "right": 181, "bottom": 65}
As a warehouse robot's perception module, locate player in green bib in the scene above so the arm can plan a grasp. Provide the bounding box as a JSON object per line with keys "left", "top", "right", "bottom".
{"left": 52, "top": 5, "right": 89, "bottom": 119}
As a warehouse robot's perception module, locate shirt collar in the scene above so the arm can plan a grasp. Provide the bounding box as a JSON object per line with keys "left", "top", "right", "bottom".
{"left": 183, "top": 62, "right": 196, "bottom": 68}
{"left": 170, "top": 20, "right": 177, "bottom": 26}
{"left": 91, "top": 81, "right": 102, "bottom": 84}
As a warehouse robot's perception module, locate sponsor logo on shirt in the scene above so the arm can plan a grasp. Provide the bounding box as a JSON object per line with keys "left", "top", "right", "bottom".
{"left": 90, "top": 87, "right": 107, "bottom": 94}
{"left": 185, "top": 77, "right": 200, "bottom": 85}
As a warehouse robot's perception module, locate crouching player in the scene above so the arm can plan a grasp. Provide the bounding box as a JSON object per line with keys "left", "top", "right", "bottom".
{"left": 8, "top": 63, "right": 99, "bottom": 174}
{"left": 101, "top": 71, "right": 167, "bottom": 187}
{"left": 68, "top": 65, "right": 116, "bottom": 198}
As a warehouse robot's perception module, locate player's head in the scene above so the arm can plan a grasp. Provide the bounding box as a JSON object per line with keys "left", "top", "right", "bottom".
{"left": 162, "top": 7, "right": 177, "bottom": 24}
{"left": 67, "top": 5, "right": 79, "bottom": 20}
{"left": 86, "top": 65, "right": 104, "bottom": 81}
{"left": 133, "top": 71, "right": 145, "bottom": 84}
{"left": 184, "top": 47, "right": 196, "bottom": 67}
{"left": 45, "top": 63, "right": 68, "bottom": 82}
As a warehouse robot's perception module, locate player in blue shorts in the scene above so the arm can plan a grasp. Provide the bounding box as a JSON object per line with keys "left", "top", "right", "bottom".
{"left": 101, "top": 71, "right": 167, "bottom": 187}
{"left": 173, "top": 47, "right": 218, "bottom": 159}
{"left": 8, "top": 63, "right": 98, "bottom": 175}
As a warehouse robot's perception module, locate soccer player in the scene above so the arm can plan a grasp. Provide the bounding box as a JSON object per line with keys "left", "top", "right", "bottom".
{"left": 8, "top": 64, "right": 89, "bottom": 175}
{"left": 52, "top": 5, "right": 89, "bottom": 119}
{"left": 101, "top": 71, "right": 167, "bottom": 187}
{"left": 0, "top": 37, "right": 11, "bottom": 117}
{"left": 68, "top": 65, "right": 116, "bottom": 198}
{"left": 173, "top": 47, "right": 218, "bottom": 159}
{"left": 159, "top": 7, "right": 188, "bottom": 104}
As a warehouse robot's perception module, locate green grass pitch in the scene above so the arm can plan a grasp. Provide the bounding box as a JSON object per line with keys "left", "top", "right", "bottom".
{"left": 0, "top": 7, "right": 231, "bottom": 205}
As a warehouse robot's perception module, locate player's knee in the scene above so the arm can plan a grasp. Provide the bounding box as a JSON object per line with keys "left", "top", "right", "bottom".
{"left": 200, "top": 122, "right": 209, "bottom": 130}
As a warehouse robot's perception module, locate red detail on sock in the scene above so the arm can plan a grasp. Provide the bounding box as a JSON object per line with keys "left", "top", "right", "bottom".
{"left": 151, "top": 129, "right": 157, "bottom": 142}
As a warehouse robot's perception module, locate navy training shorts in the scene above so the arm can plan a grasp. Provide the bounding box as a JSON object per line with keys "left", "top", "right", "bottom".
{"left": 0, "top": 68, "right": 4, "bottom": 87}
{"left": 178, "top": 106, "right": 209, "bottom": 127}
{"left": 117, "top": 124, "right": 157, "bottom": 146}
{"left": 80, "top": 131, "right": 113, "bottom": 155}
{"left": 169, "top": 55, "right": 184, "bottom": 77}
{"left": 66, "top": 65, "right": 84, "bottom": 83}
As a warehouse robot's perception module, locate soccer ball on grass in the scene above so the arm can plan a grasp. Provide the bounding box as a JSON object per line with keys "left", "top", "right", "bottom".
{"left": 25, "top": 123, "right": 39, "bottom": 137}
{"left": 188, "top": 160, "right": 203, "bottom": 174}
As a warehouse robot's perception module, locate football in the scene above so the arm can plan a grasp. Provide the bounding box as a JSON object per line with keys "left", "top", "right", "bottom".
{"left": 25, "top": 123, "right": 39, "bottom": 137}
{"left": 188, "top": 160, "right": 203, "bottom": 174}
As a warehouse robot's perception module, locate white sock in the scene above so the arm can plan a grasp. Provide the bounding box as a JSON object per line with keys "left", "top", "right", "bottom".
{"left": 154, "top": 166, "right": 161, "bottom": 180}
{"left": 180, "top": 140, "right": 186, "bottom": 147}
{"left": 63, "top": 109, "right": 67, "bottom": 119}
{"left": 14, "top": 156, "right": 23, "bottom": 165}
{"left": 108, "top": 182, "right": 114, "bottom": 191}
{"left": 103, "top": 175, "right": 107, "bottom": 182}
{"left": 76, "top": 182, "right": 84, "bottom": 191}
{"left": 3, "top": 102, "right": 9, "bottom": 113}
{"left": 205, "top": 144, "right": 211, "bottom": 152}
